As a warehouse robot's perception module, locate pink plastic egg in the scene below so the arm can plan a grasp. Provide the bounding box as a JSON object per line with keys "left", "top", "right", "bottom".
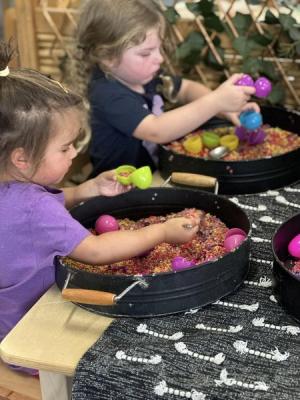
{"left": 235, "top": 74, "right": 254, "bottom": 87}
{"left": 171, "top": 256, "right": 195, "bottom": 271}
{"left": 225, "top": 228, "right": 247, "bottom": 240}
{"left": 254, "top": 77, "right": 272, "bottom": 98}
{"left": 95, "top": 214, "right": 119, "bottom": 234}
{"left": 288, "top": 234, "right": 300, "bottom": 259}
{"left": 224, "top": 234, "right": 245, "bottom": 252}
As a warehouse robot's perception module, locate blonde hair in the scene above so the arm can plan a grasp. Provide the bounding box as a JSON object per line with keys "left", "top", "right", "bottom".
{"left": 0, "top": 40, "right": 83, "bottom": 175}
{"left": 69, "top": 0, "right": 166, "bottom": 98}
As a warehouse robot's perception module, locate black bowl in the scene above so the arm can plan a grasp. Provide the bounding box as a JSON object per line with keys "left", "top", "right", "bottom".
{"left": 159, "top": 106, "right": 300, "bottom": 194}
{"left": 56, "top": 188, "right": 251, "bottom": 317}
{"left": 272, "top": 212, "right": 300, "bottom": 323}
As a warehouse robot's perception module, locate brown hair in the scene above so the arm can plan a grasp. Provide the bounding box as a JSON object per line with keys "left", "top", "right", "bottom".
{"left": 69, "top": 0, "right": 167, "bottom": 98}
{"left": 0, "top": 40, "right": 83, "bottom": 176}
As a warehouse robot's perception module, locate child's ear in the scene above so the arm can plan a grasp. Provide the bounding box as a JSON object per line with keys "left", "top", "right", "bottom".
{"left": 10, "top": 147, "right": 30, "bottom": 171}
{"left": 101, "top": 58, "right": 117, "bottom": 69}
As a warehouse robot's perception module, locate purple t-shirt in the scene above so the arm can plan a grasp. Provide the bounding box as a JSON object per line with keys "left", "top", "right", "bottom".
{"left": 0, "top": 182, "right": 90, "bottom": 342}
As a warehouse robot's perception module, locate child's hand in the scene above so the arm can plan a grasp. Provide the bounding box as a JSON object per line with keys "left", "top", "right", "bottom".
{"left": 91, "top": 170, "right": 132, "bottom": 197}
{"left": 163, "top": 217, "right": 199, "bottom": 244}
{"left": 221, "top": 101, "right": 260, "bottom": 126}
{"left": 213, "top": 74, "right": 256, "bottom": 114}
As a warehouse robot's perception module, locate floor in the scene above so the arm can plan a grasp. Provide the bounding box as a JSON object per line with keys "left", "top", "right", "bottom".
{"left": 0, "top": 360, "right": 41, "bottom": 400}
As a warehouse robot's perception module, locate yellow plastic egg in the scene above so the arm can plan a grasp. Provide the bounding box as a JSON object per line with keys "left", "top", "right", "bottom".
{"left": 220, "top": 134, "right": 239, "bottom": 151}
{"left": 183, "top": 135, "right": 203, "bottom": 154}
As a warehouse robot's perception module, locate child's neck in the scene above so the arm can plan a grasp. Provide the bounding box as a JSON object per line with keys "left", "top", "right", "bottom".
{"left": 1, "top": 169, "right": 29, "bottom": 183}
{"left": 113, "top": 75, "right": 145, "bottom": 94}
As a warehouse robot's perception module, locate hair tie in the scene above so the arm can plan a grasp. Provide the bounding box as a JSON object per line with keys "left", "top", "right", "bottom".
{"left": 0, "top": 66, "right": 10, "bottom": 77}
{"left": 53, "top": 79, "right": 69, "bottom": 93}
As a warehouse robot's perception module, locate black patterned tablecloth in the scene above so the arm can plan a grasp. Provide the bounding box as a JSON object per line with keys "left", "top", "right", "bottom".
{"left": 72, "top": 183, "right": 300, "bottom": 400}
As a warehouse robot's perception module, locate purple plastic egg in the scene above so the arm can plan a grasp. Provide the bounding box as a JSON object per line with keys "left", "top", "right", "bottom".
{"left": 235, "top": 74, "right": 254, "bottom": 87}
{"left": 224, "top": 234, "right": 245, "bottom": 252}
{"left": 95, "top": 214, "right": 119, "bottom": 234}
{"left": 288, "top": 234, "right": 300, "bottom": 259}
{"left": 234, "top": 126, "right": 248, "bottom": 141}
{"left": 254, "top": 77, "right": 272, "bottom": 98}
{"left": 247, "top": 128, "right": 266, "bottom": 145}
{"left": 171, "top": 256, "right": 195, "bottom": 271}
{"left": 225, "top": 228, "right": 247, "bottom": 240}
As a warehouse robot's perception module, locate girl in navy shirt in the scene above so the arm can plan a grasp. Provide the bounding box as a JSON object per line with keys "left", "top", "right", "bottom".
{"left": 73, "top": 0, "right": 259, "bottom": 176}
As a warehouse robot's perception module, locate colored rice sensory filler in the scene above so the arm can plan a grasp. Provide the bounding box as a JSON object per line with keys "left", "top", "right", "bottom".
{"left": 169, "top": 126, "right": 300, "bottom": 161}
{"left": 62, "top": 208, "right": 241, "bottom": 276}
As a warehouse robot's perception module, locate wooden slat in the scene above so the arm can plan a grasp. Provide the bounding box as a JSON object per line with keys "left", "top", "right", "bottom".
{"left": 0, "top": 386, "right": 12, "bottom": 398}
{"left": 0, "top": 360, "right": 41, "bottom": 400}
{"left": 15, "top": 0, "right": 38, "bottom": 69}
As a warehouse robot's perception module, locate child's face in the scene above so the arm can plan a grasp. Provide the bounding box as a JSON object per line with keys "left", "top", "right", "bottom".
{"left": 109, "top": 28, "right": 164, "bottom": 90}
{"left": 31, "top": 108, "right": 80, "bottom": 186}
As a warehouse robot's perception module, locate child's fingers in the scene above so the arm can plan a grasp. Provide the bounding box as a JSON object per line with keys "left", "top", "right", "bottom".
{"left": 241, "top": 86, "right": 256, "bottom": 95}
{"left": 230, "top": 114, "right": 241, "bottom": 126}
{"left": 227, "top": 73, "right": 244, "bottom": 84}
{"left": 181, "top": 217, "right": 199, "bottom": 229}
{"left": 242, "top": 102, "right": 260, "bottom": 113}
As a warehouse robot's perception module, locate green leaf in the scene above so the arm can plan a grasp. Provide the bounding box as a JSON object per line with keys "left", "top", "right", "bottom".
{"left": 296, "top": 43, "right": 300, "bottom": 56}
{"left": 185, "top": 31, "right": 206, "bottom": 51}
{"left": 175, "top": 32, "right": 205, "bottom": 61}
{"left": 233, "top": 36, "right": 261, "bottom": 57}
{"left": 267, "top": 83, "right": 285, "bottom": 105}
{"left": 276, "top": 42, "right": 294, "bottom": 58}
{"left": 164, "top": 7, "right": 179, "bottom": 24}
{"left": 279, "top": 14, "right": 297, "bottom": 31}
{"left": 259, "top": 61, "right": 279, "bottom": 81}
{"left": 223, "top": 23, "right": 235, "bottom": 41}
{"left": 177, "top": 49, "right": 202, "bottom": 71}
{"left": 250, "top": 32, "right": 273, "bottom": 46}
{"left": 176, "top": 43, "right": 192, "bottom": 60}
{"left": 205, "top": 47, "right": 225, "bottom": 70}
{"left": 232, "top": 13, "right": 252, "bottom": 35}
{"left": 264, "top": 10, "right": 279, "bottom": 24}
{"left": 186, "top": 0, "right": 214, "bottom": 17}
{"left": 288, "top": 26, "right": 300, "bottom": 41}
{"left": 175, "top": 32, "right": 205, "bottom": 65}
{"left": 204, "top": 15, "right": 224, "bottom": 32}
{"left": 212, "top": 36, "right": 221, "bottom": 47}
{"left": 242, "top": 58, "right": 261, "bottom": 75}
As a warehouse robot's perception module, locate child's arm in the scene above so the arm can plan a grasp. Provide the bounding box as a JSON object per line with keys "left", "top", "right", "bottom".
{"left": 62, "top": 170, "right": 129, "bottom": 209}
{"left": 178, "top": 79, "right": 260, "bottom": 126}
{"left": 176, "top": 78, "right": 212, "bottom": 104}
{"left": 69, "top": 216, "right": 199, "bottom": 265}
{"left": 133, "top": 74, "right": 257, "bottom": 144}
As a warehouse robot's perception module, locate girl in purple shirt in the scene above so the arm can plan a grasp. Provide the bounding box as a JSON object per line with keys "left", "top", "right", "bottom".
{"left": 0, "top": 41, "right": 199, "bottom": 374}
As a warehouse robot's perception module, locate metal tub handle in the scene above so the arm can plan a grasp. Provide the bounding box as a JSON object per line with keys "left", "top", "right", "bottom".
{"left": 61, "top": 276, "right": 148, "bottom": 306}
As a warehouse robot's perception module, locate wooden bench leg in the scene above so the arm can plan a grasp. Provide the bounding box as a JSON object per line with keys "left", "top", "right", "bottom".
{"left": 39, "top": 372, "right": 72, "bottom": 400}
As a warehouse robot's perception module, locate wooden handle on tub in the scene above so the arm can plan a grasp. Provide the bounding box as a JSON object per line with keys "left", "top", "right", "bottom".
{"left": 62, "top": 288, "right": 116, "bottom": 305}
{"left": 171, "top": 172, "right": 216, "bottom": 188}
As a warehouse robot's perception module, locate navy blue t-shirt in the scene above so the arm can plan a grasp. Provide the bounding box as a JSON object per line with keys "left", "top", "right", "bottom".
{"left": 88, "top": 67, "right": 181, "bottom": 177}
